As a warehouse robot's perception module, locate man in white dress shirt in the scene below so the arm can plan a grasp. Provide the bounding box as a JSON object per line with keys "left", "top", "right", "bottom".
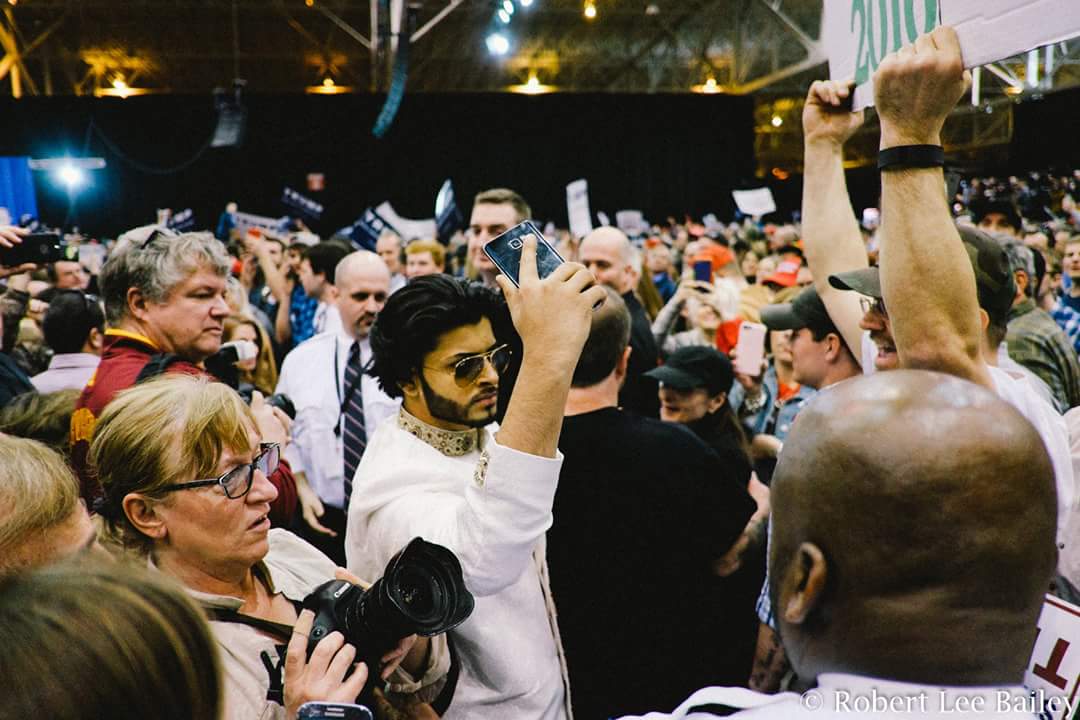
{"left": 347, "top": 237, "right": 606, "bottom": 719}
{"left": 275, "top": 251, "right": 399, "bottom": 564}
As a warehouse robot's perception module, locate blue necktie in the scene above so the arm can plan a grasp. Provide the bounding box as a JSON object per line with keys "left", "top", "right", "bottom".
{"left": 342, "top": 341, "right": 366, "bottom": 505}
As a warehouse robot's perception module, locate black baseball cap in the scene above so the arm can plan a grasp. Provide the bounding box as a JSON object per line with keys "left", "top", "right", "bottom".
{"left": 645, "top": 345, "right": 734, "bottom": 396}
{"left": 760, "top": 285, "right": 838, "bottom": 337}
{"left": 828, "top": 225, "right": 1015, "bottom": 327}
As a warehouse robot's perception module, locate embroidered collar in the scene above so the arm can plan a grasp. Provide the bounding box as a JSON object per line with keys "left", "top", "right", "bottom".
{"left": 398, "top": 408, "right": 481, "bottom": 457}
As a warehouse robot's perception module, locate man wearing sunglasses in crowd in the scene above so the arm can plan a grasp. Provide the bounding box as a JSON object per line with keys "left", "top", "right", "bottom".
{"left": 68, "top": 224, "right": 298, "bottom": 527}
{"left": 347, "top": 237, "right": 607, "bottom": 719}
{"left": 275, "top": 250, "right": 400, "bottom": 565}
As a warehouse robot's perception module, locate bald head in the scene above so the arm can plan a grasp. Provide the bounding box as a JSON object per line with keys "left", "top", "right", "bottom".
{"left": 580, "top": 228, "right": 635, "bottom": 294}
{"left": 770, "top": 370, "right": 1056, "bottom": 685}
{"left": 335, "top": 251, "right": 392, "bottom": 340}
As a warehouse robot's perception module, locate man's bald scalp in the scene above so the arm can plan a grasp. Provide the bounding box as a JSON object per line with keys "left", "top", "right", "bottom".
{"left": 335, "top": 250, "right": 391, "bottom": 286}
{"left": 772, "top": 370, "right": 1055, "bottom": 615}
{"left": 581, "top": 227, "right": 633, "bottom": 266}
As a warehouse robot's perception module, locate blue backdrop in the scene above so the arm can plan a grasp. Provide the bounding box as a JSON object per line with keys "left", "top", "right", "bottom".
{"left": 0, "top": 156, "right": 38, "bottom": 222}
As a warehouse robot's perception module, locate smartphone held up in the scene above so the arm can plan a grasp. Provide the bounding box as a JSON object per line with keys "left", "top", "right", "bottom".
{"left": 482, "top": 220, "right": 565, "bottom": 288}
{"left": 0, "top": 232, "right": 75, "bottom": 267}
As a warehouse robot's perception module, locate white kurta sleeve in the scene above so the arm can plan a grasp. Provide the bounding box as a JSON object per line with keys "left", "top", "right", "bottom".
{"left": 360, "top": 432, "right": 562, "bottom": 598}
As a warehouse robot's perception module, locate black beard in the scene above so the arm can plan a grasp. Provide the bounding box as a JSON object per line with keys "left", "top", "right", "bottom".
{"left": 418, "top": 374, "right": 496, "bottom": 429}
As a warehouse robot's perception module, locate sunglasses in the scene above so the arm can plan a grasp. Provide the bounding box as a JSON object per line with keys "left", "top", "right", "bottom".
{"left": 426, "top": 344, "right": 511, "bottom": 387}
{"left": 159, "top": 443, "right": 279, "bottom": 500}
{"left": 859, "top": 297, "right": 887, "bottom": 316}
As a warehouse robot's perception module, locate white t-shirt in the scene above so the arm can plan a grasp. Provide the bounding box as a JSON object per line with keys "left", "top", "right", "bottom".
{"left": 862, "top": 332, "right": 1074, "bottom": 546}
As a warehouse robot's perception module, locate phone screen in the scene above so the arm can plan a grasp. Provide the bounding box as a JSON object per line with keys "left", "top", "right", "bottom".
{"left": 482, "top": 221, "right": 564, "bottom": 287}
{"left": 693, "top": 260, "right": 713, "bottom": 283}
{"left": 734, "top": 322, "right": 768, "bottom": 377}
{"left": 296, "top": 702, "right": 374, "bottom": 720}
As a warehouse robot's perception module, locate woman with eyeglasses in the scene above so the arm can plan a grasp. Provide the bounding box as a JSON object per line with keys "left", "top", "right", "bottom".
{"left": 89, "top": 374, "right": 449, "bottom": 720}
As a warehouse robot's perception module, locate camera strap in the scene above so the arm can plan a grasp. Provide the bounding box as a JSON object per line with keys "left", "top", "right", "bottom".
{"left": 204, "top": 606, "right": 296, "bottom": 644}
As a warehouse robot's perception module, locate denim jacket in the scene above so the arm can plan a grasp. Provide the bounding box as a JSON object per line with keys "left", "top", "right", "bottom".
{"left": 729, "top": 365, "right": 815, "bottom": 440}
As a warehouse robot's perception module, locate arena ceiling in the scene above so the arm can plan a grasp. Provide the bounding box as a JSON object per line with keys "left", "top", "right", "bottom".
{"left": 1, "top": 1, "right": 1078, "bottom": 173}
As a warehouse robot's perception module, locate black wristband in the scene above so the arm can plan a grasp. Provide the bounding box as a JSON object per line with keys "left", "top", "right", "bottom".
{"left": 877, "top": 144, "right": 945, "bottom": 172}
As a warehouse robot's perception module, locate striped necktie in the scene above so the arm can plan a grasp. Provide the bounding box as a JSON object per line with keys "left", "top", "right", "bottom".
{"left": 342, "top": 341, "right": 366, "bottom": 505}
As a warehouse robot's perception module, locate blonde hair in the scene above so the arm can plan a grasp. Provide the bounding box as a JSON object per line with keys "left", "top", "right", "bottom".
{"left": 90, "top": 374, "right": 257, "bottom": 553}
{"left": 223, "top": 314, "right": 279, "bottom": 395}
{"left": 0, "top": 561, "right": 222, "bottom": 720}
{"left": 0, "top": 435, "right": 81, "bottom": 572}
{"left": 405, "top": 238, "right": 446, "bottom": 269}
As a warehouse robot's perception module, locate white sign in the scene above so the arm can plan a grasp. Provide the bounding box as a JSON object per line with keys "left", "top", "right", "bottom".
{"left": 826, "top": 0, "right": 1080, "bottom": 110}
{"left": 566, "top": 179, "right": 593, "bottom": 239}
{"left": 1025, "top": 594, "right": 1080, "bottom": 719}
{"left": 824, "top": 0, "right": 940, "bottom": 110}
{"left": 942, "top": 0, "right": 1080, "bottom": 69}
{"left": 597, "top": 211, "right": 611, "bottom": 227}
{"left": 732, "top": 188, "right": 777, "bottom": 218}
{"left": 233, "top": 211, "right": 289, "bottom": 235}
{"left": 374, "top": 201, "right": 437, "bottom": 241}
{"left": 616, "top": 210, "right": 648, "bottom": 236}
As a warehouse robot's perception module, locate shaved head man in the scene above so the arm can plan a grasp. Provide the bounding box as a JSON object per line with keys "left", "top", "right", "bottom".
{"left": 771, "top": 370, "right": 1055, "bottom": 688}
{"left": 623, "top": 370, "right": 1057, "bottom": 718}
{"left": 579, "top": 227, "right": 660, "bottom": 416}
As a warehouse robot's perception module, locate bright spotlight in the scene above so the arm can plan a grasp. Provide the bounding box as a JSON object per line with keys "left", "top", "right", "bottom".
{"left": 498, "top": 8, "right": 511, "bottom": 23}
{"left": 486, "top": 32, "right": 510, "bottom": 55}
{"left": 520, "top": 0, "right": 533, "bottom": 6}
{"left": 584, "top": 1, "right": 597, "bottom": 19}
{"left": 503, "top": 0, "right": 514, "bottom": 13}
{"left": 55, "top": 164, "right": 86, "bottom": 190}
{"left": 771, "top": 115, "right": 783, "bottom": 128}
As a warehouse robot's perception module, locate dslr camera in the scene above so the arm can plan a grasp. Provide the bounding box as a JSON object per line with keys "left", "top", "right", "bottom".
{"left": 302, "top": 537, "right": 474, "bottom": 673}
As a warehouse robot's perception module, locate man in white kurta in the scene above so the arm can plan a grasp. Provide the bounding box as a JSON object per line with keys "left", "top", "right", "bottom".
{"left": 345, "top": 240, "right": 607, "bottom": 719}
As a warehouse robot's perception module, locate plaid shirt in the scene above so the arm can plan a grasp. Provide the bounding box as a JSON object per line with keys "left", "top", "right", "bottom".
{"left": 288, "top": 283, "right": 319, "bottom": 347}
{"left": 1007, "top": 298, "right": 1080, "bottom": 412}
{"left": 1051, "top": 297, "right": 1080, "bottom": 356}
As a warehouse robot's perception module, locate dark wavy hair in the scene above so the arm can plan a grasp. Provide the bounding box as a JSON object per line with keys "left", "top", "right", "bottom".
{"left": 368, "top": 275, "right": 506, "bottom": 398}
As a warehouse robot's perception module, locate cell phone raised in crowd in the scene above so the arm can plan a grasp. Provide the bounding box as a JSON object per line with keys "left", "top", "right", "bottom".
{"left": 693, "top": 260, "right": 713, "bottom": 284}
{"left": 296, "top": 702, "right": 374, "bottom": 720}
{"left": 734, "top": 321, "right": 768, "bottom": 377}
{"left": 0, "top": 232, "right": 65, "bottom": 267}
{"left": 482, "top": 220, "right": 565, "bottom": 288}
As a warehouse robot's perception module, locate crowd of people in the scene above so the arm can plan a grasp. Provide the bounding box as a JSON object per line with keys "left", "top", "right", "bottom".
{"left": 2, "top": 24, "right": 1080, "bottom": 720}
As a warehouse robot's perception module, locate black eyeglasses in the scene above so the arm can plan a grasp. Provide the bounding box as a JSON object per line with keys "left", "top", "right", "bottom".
{"left": 159, "top": 443, "right": 279, "bottom": 499}
{"left": 859, "top": 297, "right": 887, "bottom": 316}
{"left": 426, "top": 344, "right": 511, "bottom": 387}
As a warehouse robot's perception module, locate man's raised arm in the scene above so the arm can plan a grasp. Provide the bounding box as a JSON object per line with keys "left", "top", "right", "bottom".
{"left": 875, "top": 27, "right": 992, "bottom": 388}
{"left": 802, "top": 80, "right": 871, "bottom": 359}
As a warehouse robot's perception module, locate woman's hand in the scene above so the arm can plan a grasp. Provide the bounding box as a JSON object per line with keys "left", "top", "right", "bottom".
{"left": 250, "top": 390, "right": 291, "bottom": 447}
{"left": 284, "top": 610, "right": 369, "bottom": 720}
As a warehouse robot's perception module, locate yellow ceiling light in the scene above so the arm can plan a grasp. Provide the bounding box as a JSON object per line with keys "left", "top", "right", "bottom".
{"left": 510, "top": 73, "right": 555, "bottom": 95}
{"left": 307, "top": 77, "right": 349, "bottom": 94}
{"left": 584, "top": 1, "right": 597, "bottom": 20}
{"left": 771, "top": 115, "right": 783, "bottom": 127}
{"left": 692, "top": 77, "right": 721, "bottom": 94}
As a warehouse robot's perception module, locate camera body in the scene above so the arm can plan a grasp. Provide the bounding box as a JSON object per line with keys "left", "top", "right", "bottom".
{"left": 302, "top": 537, "right": 474, "bottom": 668}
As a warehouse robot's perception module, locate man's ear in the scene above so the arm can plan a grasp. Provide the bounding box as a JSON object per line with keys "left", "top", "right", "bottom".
{"left": 778, "top": 542, "right": 828, "bottom": 626}
{"left": 127, "top": 286, "right": 150, "bottom": 323}
{"left": 399, "top": 372, "right": 422, "bottom": 400}
{"left": 121, "top": 494, "right": 168, "bottom": 540}
{"left": 87, "top": 327, "right": 104, "bottom": 353}
{"left": 1014, "top": 270, "right": 1029, "bottom": 299}
{"left": 824, "top": 333, "right": 843, "bottom": 363}
{"left": 706, "top": 391, "right": 728, "bottom": 414}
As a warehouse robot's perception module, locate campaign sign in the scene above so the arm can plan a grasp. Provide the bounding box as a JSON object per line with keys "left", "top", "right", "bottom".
{"left": 732, "top": 188, "right": 777, "bottom": 218}
{"left": 566, "top": 179, "right": 593, "bottom": 239}
{"left": 827, "top": 0, "right": 1080, "bottom": 110}
{"left": 1025, "top": 594, "right": 1080, "bottom": 719}
{"left": 824, "top": 0, "right": 940, "bottom": 109}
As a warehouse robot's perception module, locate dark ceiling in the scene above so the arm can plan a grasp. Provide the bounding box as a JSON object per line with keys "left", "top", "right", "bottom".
{"left": 0, "top": 0, "right": 828, "bottom": 95}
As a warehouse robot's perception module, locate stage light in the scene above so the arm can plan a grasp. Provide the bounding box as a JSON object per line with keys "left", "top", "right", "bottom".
{"left": 510, "top": 72, "right": 555, "bottom": 94}
{"left": 486, "top": 32, "right": 510, "bottom": 55}
{"left": 520, "top": 0, "right": 533, "bottom": 6}
{"left": 503, "top": 0, "right": 514, "bottom": 14}
{"left": 771, "top": 115, "right": 783, "bottom": 127}
{"left": 498, "top": 8, "right": 511, "bottom": 23}
{"left": 692, "top": 77, "right": 720, "bottom": 94}
{"left": 584, "top": 1, "right": 597, "bottom": 19}
{"left": 112, "top": 77, "right": 127, "bottom": 91}
{"left": 55, "top": 163, "right": 86, "bottom": 190}
{"left": 323, "top": 77, "right": 335, "bottom": 87}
